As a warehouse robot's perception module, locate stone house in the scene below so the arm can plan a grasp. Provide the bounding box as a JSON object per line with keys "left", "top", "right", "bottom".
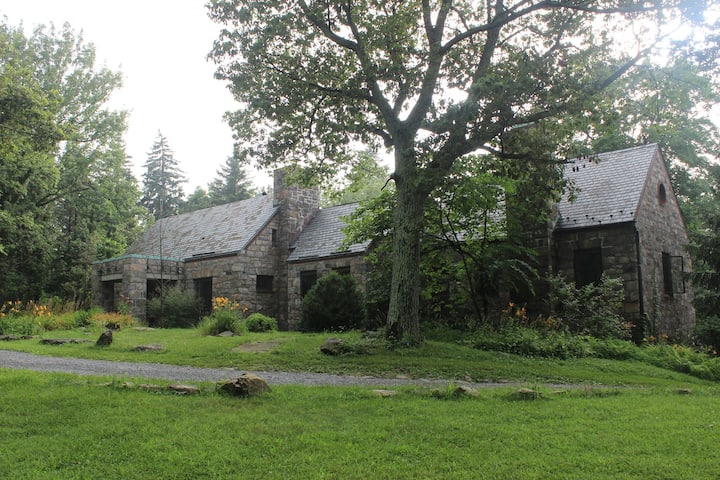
{"left": 545, "top": 143, "right": 695, "bottom": 339}
{"left": 93, "top": 143, "right": 694, "bottom": 337}
{"left": 92, "top": 170, "right": 370, "bottom": 330}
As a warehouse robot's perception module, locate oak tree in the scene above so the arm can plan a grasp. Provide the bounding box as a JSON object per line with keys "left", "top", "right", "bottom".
{"left": 209, "top": 0, "right": 713, "bottom": 344}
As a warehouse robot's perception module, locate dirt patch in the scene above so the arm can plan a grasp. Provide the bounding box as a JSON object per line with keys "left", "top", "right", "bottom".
{"left": 232, "top": 340, "right": 284, "bottom": 353}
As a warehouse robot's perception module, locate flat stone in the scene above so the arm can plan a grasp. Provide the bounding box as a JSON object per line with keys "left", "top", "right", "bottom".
{"left": 168, "top": 384, "right": 200, "bottom": 395}
{"left": 40, "top": 338, "right": 91, "bottom": 345}
{"left": 372, "top": 389, "right": 398, "bottom": 397}
{"left": 131, "top": 344, "right": 164, "bottom": 352}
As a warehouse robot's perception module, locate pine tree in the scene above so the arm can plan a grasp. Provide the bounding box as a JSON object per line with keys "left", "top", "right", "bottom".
{"left": 208, "top": 154, "right": 254, "bottom": 206}
{"left": 141, "top": 131, "right": 187, "bottom": 220}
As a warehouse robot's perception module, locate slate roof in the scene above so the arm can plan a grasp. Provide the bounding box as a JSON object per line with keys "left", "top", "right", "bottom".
{"left": 126, "top": 195, "right": 278, "bottom": 260}
{"left": 288, "top": 203, "right": 371, "bottom": 262}
{"left": 556, "top": 143, "right": 659, "bottom": 230}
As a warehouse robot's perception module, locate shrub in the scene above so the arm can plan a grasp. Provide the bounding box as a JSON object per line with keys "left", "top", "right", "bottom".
{"left": 547, "top": 275, "right": 630, "bottom": 339}
{"left": 245, "top": 313, "right": 277, "bottom": 332}
{"left": 471, "top": 324, "right": 586, "bottom": 359}
{"left": 197, "top": 297, "right": 245, "bottom": 336}
{"left": 300, "top": 271, "right": 365, "bottom": 332}
{"left": 146, "top": 285, "right": 201, "bottom": 328}
{"left": 695, "top": 315, "right": 720, "bottom": 353}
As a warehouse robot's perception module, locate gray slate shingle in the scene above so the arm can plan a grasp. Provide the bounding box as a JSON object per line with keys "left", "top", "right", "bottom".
{"left": 557, "top": 143, "right": 659, "bottom": 230}
{"left": 127, "top": 195, "right": 278, "bottom": 260}
{"left": 288, "top": 203, "right": 370, "bottom": 262}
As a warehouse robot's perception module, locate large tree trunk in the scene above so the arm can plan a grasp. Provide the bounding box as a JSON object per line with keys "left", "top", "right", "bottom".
{"left": 386, "top": 151, "right": 426, "bottom": 345}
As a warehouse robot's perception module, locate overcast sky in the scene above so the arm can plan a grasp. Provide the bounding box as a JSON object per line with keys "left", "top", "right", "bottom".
{"left": 1, "top": 0, "right": 273, "bottom": 192}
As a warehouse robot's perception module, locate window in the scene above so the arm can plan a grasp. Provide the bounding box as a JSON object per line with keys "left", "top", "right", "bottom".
{"left": 300, "top": 270, "right": 318, "bottom": 297}
{"left": 256, "top": 275, "right": 274, "bottom": 293}
{"left": 662, "top": 252, "right": 685, "bottom": 295}
{"left": 271, "top": 228, "right": 278, "bottom": 246}
{"left": 333, "top": 266, "right": 351, "bottom": 276}
{"left": 658, "top": 183, "right": 667, "bottom": 206}
{"left": 573, "top": 248, "right": 603, "bottom": 288}
{"left": 194, "top": 277, "right": 213, "bottom": 315}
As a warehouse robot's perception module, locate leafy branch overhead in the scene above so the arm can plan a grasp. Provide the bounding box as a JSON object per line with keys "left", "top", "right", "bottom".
{"left": 209, "top": 0, "right": 717, "bottom": 344}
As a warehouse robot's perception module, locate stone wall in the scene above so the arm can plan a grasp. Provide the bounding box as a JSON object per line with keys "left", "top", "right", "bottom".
{"left": 553, "top": 223, "right": 642, "bottom": 321}
{"left": 634, "top": 152, "right": 695, "bottom": 338}
{"left": 286, "top": 254, "right": 367, "bottom": 330}
{"left": 182, "top": 217, "right": 282, "bottom": 319}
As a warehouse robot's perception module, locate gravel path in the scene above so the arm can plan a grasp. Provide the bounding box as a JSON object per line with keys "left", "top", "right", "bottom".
{"left": 0, "top": 350, "right": 514, "bottom": 388}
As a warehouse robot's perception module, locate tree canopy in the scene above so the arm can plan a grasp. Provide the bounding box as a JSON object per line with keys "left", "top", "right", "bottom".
{"left": 209, "top": 0, "right": 717, "bottom": 344}
{"left": 141, "top": 131, "right": 187, "bottom": 220}
{"left": 0, "top": 20, "right": 143, "bottom": 304}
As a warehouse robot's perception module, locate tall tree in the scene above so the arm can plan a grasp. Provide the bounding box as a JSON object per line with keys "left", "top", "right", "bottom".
{"left": 0, "top": 20, "right": 142, "bottom": 304}
{"left": 209, "top": 0, "right": 714, "bottom": 344}
{"left": 208, "top": 153, "right": 254, "bottom": 206}
{"left": 142, "top": 131, "right": 187, "bottom": 220}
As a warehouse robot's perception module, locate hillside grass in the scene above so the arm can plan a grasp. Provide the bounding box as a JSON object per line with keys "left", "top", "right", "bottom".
{"left": 1, "top": 369, "right": 719, "bottom": 479}
{"left": 0, "top": 325, "right": 716, "bottom": 388}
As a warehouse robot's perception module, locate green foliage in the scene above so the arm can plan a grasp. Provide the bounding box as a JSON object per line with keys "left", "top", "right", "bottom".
{"left": 207, "top": 153, "right": 255, "bottom": 206}
{"left": 141, "top": 131, "right": 187, "bottom": 220}
{"left": 300, "top": 271, "right": 365, "bottom": 332}
{"left": 547, "top": 275, "right": 630, "bottom": 339}
{"left": 471, "top": 325, "right": 586, "bottom": 360}
{"left": 146, "top": 285, "right": 201, "bottom": 328}
{"left": 197, "top": 311, "right": 245, "bottom": 336}
{"left": 244, "top": 312, "right": 277, "bottom": 332}
{"left": 694, "top": 315, "right": 720, "bottom": 354}
{"left": 0, "top": 20, "right": 142, "bottom": 306}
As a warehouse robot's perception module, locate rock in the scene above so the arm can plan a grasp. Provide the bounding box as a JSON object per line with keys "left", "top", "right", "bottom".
{"left": 217, "top": 331, "right": 235, "bottom": 337}
{"left": 40, "top": 338, "right": 91, "bottom": 345}
{"left": 515, "top": 388, "right": 540, "bottom": 400}
{"left": 168, "top": 384, "right": 200, "bottom": 395}
{"left": 453, "top": 386, "right": 479, "bottom": 398}
{"left": 372, "top": 389, "right": 398, "bottom": 397}
{"left": 138, "top": 383, "right": 164, "bottom": 392}
{"left": 677, "top": 388, "right": 693, "bottom": 395}
{"left": 320, "top": 337, "right": 345, "bottom": 355}
{"left": 131, "top": 344, "right": 164, "bottom": 352}
{"left": 217, "top": 373, "right": 271, "bottom": 397}
{"left": 96, "top": 329, "right": 113, "bottom": 346}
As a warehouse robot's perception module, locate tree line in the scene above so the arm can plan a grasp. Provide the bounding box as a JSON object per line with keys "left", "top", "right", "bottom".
{"left": 0, "top": 20, "right": 253, "bottom": 306}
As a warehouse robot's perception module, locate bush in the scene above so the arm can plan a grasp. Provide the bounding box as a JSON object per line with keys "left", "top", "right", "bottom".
{"left": 300, "top": 271, "right": 366, "bottom": 332}
{"left": 146, "top": 285, "right": 201, "bottom": 328}
{"left": 695, "top": 315, "right": 720, "bottom": 353}
{"left": 471, "top": 325, "right": 586, "bottom": 359}
{"left": 197, "top": 297, "right": 245, "bottom": 336}
{"left": 548, "top": 275, "right": 630, "bottom": 339}
{"left": 245, "top": 313, "right": 277, "bottom": 332}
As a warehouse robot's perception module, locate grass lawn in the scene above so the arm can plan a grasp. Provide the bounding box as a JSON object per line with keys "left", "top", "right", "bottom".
{"left": 2, "top": 326, "right": 719, "bottom": 478}
{"left": 0, "top": 326, "right": 714, "bottom": 387}
{"left": 0, "top": 369, "right": 719, "bottom": 479}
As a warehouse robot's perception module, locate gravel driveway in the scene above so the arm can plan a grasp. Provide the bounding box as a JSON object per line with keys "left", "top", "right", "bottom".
{"left": 0, "top": 350, "right": 512, "bottom": 388}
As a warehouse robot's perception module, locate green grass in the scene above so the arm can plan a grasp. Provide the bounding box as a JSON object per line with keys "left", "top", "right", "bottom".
{"left": 0, "top": 325, "right": 715, "bottom": 387}
{"left": 1, "top": 369, "right": 719, "bottom": 479}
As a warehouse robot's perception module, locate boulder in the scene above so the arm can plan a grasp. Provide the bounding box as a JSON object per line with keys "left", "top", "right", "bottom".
{"left": 320, "top": 337, "right": 345, "bottom": 355}
{"left": 96, "top": 329, "right": 113, "bottom": 346}
{"left": 217, "top": 373, "right": 271, "bottom": 397}
{"left": 40, "top": 338, "right": 90, "bottom": 345}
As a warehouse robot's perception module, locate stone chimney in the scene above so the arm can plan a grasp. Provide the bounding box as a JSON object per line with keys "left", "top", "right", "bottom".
{"left": 273, "top": 168, "right": 321, "bottom": 248}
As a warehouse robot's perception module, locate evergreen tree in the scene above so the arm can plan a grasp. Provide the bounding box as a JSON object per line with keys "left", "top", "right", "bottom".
{"left": 141, "top": 131, "right": 187, "bottom": 220}
{"left": 182, "top": 186, "right": 212, "bottom": 213}
{"left": 208, "top": 154, "right": 254, "bottom": 206}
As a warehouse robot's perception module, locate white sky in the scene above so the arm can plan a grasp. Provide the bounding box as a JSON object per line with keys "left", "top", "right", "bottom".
{"left": 0, "top": 0, "right": 273, "bottom": 192}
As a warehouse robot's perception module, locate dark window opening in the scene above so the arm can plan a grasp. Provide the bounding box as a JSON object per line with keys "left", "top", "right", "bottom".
{"left": 333, "top": 266, "right": 351, "bottom": 276}
{"left": 256, "top": 275, "right": 274, "bottom": 293}
{"left": 573, "top": 248, "right": 603, "bottom": 288}
{"left": 658, "top": 183, "right": 667, "bottom": 205}
{"left": 271, "top": 228, "right": 278, "bottom": 246}
{"left": 300, "top": 270, "right": 318, "bottom": 297}
{"left": 194, "top": 277, "right": 213, "bottom": 315}
{"left": 663, "top": 252, "right": 685, "bottom": 295}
